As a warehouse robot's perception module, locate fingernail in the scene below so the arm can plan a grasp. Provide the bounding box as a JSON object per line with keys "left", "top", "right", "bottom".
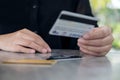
{"left": 47, "top": 48, "right": 52, "bottom": 52}
{"left": 42, "top": 49, "right": 47, "bottom": 53}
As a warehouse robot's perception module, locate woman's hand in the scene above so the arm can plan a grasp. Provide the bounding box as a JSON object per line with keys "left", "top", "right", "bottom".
{"left": 0, "top": 28, "right": 51, "bottom": 53}
{"left": 77, "top": 26, "right": 114, "bottom": 56}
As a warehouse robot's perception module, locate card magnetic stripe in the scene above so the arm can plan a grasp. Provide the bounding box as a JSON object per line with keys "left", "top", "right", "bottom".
{"left": 60, "top": 14, "right": 97, "bottom": 26}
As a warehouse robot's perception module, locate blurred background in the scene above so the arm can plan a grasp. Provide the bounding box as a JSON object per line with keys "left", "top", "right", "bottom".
{"left": 90, "top": 0, "right": 120, "bottom": 51}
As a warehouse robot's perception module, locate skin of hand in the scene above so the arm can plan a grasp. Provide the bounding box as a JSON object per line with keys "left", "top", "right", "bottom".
{"left": 0, "top": 28, "right": 51, "bottom": 53}
{"left": 77, "top": 26, "right": 114, "bottom": 57}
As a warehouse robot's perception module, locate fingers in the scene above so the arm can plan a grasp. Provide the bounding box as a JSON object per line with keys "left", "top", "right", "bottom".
{"left": 78, "top": 43, "right": 112, "bottom": 54}
{"left": 78, "top": 34, "right": 113, "bottom": 46}
{"left": 77, "top": 26, "right": 114, "bottom": 56}
{"left": 79, "top": 47, "right": 108, "bottom": 57}
{"left": 14, "top": 38, "right": 48, "bottom": 53}
{"left": 14, "top": 28, "right": 51, "bottom": 53}
{"left": 18, "top": 29, "right": 51, "bottom": 52}
{"left": 15, "top": 46, "right": 36, "bottom": 54}
{"left": 83, "top": 27, "right": 112, "bottom": 40}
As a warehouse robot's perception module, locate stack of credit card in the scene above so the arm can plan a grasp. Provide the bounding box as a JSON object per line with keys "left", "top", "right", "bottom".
{"left": 49, "top": 10, "right": 98, "bottom": 38}
{"left": 47, "top": 49, "right": 82, "bottom": 60}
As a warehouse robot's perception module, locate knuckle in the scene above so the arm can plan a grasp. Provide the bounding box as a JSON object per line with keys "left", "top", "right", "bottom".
{"left": 22, "top": 28, "right": 28, "bottom": 31}
{"left": 16, "top": 31, "right": 23, "bottom": 37}
{"left": 101, "top": 45, "right": 112, "bottom": 52}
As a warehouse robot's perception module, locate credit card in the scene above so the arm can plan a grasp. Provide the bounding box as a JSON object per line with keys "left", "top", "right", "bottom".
{"left": 47, "top": 49, "right": 82, "bottom": 60}
{"left": 49, "top": 10, "right": 98, "bottom": 38}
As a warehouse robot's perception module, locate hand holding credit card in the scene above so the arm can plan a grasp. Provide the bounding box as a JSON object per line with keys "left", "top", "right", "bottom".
{"left": 49, "top": 10, "right": 98, "bottom": 38}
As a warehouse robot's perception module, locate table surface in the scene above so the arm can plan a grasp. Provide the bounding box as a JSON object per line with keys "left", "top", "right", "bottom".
{"left": 0, "top": 50, "right": 120, "bottom": 80}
